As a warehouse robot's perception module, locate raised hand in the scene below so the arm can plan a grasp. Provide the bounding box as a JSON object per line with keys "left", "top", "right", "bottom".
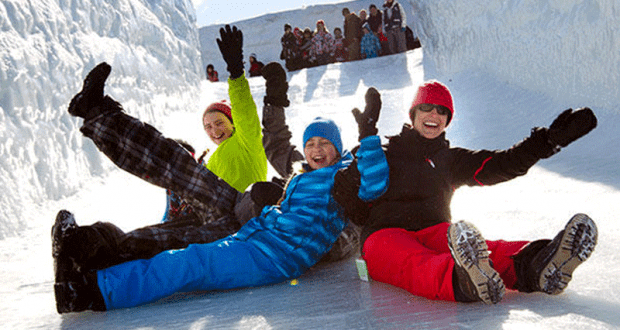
{"left": 216, "top": 25, "right": 244, "bottom": 79}
{"left": 352, "top": 87, "right": 382, "bottom": 141}
{"left": 548, "top": 107, "right": 597, "bottom": 148}
{"left": 262, "top": 62, "right": 290, "bottom": 107}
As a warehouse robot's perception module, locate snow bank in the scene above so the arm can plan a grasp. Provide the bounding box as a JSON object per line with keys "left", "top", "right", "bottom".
{"left": 411, "top": 0, "right": 619, "bottom": 110}
{"left": 0, "top": 0, "right": 202, "bottom": 237}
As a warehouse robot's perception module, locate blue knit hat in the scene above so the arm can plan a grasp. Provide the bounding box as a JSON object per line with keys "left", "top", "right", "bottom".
{"left": 302, "top": 117, "right": 343, "bottom": 155}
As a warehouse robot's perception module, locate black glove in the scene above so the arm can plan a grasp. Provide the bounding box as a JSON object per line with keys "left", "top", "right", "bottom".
{"left": 332, "top": 161, "right": 371, "bottom": 226}
{"left": 216, "top": 25, "right": 244, "bottom": 79}
{"left": 262, "top": 62, "right": 290, "bottom": 107}
{"left": 548, "top": 107, "right": 597, "bottom": 148}
{"left": 352, "top": 87, "right": 381, "bottom": 141}
{"left": 250, "top": 181, "right": 284, "bottom": 209}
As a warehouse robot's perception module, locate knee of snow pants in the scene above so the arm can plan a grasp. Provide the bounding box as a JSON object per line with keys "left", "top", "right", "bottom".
{"left": 362, "top": 224, "right": 456, "bottom": 301}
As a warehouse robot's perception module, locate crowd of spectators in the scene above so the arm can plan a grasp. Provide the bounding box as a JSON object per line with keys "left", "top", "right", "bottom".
{"left": 206, "top": 0, "right": 420, "bottom": 79}
{"left": 280, "top": 0, "right": 420, "bottom": 72}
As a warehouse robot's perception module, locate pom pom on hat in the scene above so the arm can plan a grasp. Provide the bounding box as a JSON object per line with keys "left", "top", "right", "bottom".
{"left": 302, "top": 117, "right": 343, "bottom": 155}
{"left": 409, "top": 80, "right": 454, "bottom": 125}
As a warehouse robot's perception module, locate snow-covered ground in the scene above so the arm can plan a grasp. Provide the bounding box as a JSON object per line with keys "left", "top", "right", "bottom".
{"left": 1, "top": 0, "right": 619, "bottom": 328}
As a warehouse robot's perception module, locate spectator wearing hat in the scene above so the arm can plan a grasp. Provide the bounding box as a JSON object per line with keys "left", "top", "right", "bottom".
{"left": 310, "top": 20, "right": 335, "bottom": 66}
{"left": 333, "top": 80, "right": 599, "bottom": 306}
{"left": 206, "top": 64, "right": 219, "bottom": 82}
{"left": 248, "top": 53, "right": 265, "bottom": 77}
{"left": 360, "top": 22, "right": 381, "bottom": 59}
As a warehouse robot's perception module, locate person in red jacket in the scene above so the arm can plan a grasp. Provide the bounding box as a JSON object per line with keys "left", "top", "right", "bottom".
{"left": 248, "top": 53, "right": 264, "bottom": 77}
{"left": 206, "top": 64, "right": 219, "bottom": 82}
{"left": 333, "top": 80, "right": 599, "bottom": 305}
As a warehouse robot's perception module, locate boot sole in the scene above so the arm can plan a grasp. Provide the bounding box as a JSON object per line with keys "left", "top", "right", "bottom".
{"left": 52, "top": 210, "right": 77, "bottom": 257}
{"left": 52, "top": 210, "right": 77, "bottom": 283}
{"left": 448, "top": 221, "right": 505, "bottom": 304}
{"left": 539, "top": 213, "right": 597, "bottom": 295}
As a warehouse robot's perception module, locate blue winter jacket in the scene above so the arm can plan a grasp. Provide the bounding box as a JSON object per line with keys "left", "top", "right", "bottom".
{"left": 361, "top": 33, "right": 382, "bottom": 59}
{"left": 97, "top": 135, "right": 388, "bottom": 310}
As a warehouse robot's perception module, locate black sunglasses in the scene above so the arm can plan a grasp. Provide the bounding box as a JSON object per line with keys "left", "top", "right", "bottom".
{"left": 418, "top": 104, "right": 451, "bottom": 116}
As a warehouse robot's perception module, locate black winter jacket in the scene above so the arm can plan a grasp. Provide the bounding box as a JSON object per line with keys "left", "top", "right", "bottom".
{"left": 356, "top": 124, "right": 556, "bottom": 243}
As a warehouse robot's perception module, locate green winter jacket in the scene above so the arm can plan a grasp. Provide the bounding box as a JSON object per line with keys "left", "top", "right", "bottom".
{"left": 206, "top": 75, "right": 268, "bottom": 192}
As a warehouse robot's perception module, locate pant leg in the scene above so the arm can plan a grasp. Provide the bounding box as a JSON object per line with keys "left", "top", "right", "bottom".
{"left": 80, "top": 111, "right": 237, "bottom": 222}
{"left": 67, "top": 221, "right": 126, "bottom": 271}
{"left": 115, "top": 214, "right": 242, "bottom": 265}
{"left": 386, "top": 30, "right": 398, "bottom": 55}
{"left": 362, "top": 224, "right": 456, "bottom": 301}
{"left": 486, "top": 239, "right": 529, "bottom": 290}
{"left": 396, "top": 29, "right": 408, "bottom": 53}
{"left": 348, "top": 38, "right": 360, "bottom": 61}
{"left": 97, "top": 232, "right": 289, "bottom": 310}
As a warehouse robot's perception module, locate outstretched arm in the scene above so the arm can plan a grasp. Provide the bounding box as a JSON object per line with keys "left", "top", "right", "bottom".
{"left": 454, "top": 107, "right": 598, "bottom": 186}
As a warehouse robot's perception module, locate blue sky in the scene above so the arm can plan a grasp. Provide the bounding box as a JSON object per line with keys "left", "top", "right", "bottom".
{"left": 192, "top": 0, "right": 347, "bottom": 27}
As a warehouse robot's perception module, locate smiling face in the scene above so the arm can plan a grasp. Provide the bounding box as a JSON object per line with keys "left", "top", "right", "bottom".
{"left": 203, "top": 111, "right": 234, "bottom": 145}
{"left": 304, "top": 136, "right": 339, "bottom": 170}
{"left": 412, "top": 105, "right": 449, "bottom": 139}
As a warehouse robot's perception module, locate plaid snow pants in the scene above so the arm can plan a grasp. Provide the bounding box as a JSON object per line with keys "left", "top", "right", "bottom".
{"left": 77, "top": 111, "right": 241, "bottom": 269}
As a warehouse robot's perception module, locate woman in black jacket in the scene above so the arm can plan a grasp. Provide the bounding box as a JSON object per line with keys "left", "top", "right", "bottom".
{"left": 334, "top": 80, "right": 598, "bottom": 305}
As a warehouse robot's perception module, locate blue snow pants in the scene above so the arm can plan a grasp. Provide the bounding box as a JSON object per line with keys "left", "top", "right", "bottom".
{"left": 97, "top": 221, "right": 298, "bottom": 310}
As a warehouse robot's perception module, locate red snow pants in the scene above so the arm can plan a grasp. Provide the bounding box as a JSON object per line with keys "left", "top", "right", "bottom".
{"left": 362, "top": 223, "right": 529, "bottom": 301}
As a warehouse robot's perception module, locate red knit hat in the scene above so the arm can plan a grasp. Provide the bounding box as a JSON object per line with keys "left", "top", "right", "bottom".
{"left": 409, "top": 80, "right": 454, "bottom": 125}
{"left": 203, "top": 100, "right": 232, "bottom": 124}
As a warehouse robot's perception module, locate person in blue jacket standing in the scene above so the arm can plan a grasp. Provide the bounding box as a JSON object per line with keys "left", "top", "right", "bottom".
{"left": 52, "top": 81, "right": 389, "bottom": 312}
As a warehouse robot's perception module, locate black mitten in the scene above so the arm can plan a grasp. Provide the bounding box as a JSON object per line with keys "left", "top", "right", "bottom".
{"left": 216, "top": 25, "right": 244, "bottom": 79}
{"left": 548, "top": 107, "right": 597, "bottom": 148}
{"left": 352, "top": 87, "right": 381, "bottom": 141}
{"left": 332, "top": 161, "right": 371, "bottom": 226}
{"left": 250, "top": 181, "right": 284, "bottom": 209}
{"left": 262, "top": 62, "right": 290, "bottom": 107}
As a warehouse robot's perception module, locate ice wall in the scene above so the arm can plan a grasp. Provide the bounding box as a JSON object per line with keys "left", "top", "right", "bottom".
{"left": 410, "top": 0, "right": 619, "bottom": 110}
{"left": 0, "top": 0, "right": 202, "bottom": 237}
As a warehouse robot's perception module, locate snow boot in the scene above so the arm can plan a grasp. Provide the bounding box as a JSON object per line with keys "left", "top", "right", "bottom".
{"left": 448, "top": 221, "right": 505, "bottom": 304}
{"left": 513, "top": 213, "right": 597, "bottom": 295}
{"left": 68, "top": 62, "right": 116, "bottom": 120}
{"left": 54, "top": 271, "right": 106, "bottom": 313}
{"left": 262, "top": 62, "right": 290, "bottom": 107}
{"left": 52, "top": 210, "right": 78, "bottom": 283}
